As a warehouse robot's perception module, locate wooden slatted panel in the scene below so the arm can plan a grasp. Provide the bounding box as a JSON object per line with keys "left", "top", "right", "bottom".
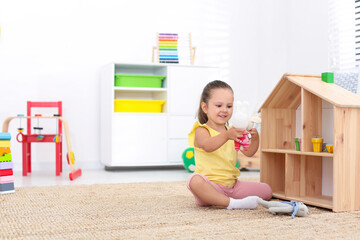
{"left": 272, "top": 194, "right": 333, "bottom": 209}
{"left": 262, "top": 148, "right": 333, "bottom": 157}
{"left": 287, "top": 75, "right": 360, "bottom": 108}
{"left": 260, "top": 152, "right": 285, "bottom": 193}
{"left": 260, "top": 108, "right": 270, "bottom": 149}
{"left": 333, "top": 107, "right": 360, "bottom": 212}
{"left": 302, "top": 89, "right": 322, "bottom": 152}
{"left": 285, "top": 154, "right": 301, "bottom": 197}
{"left": 260, "top": 75, "right": 301, "bottom": 109}
{"left": 261, "top": 108, "right": 296, "bottom": 150}
{"left": 285, "top": 154, "right": 322, "bottom": 198}
{"left": 305, "top": 156, "right": 322, "bottom": 197}
{"left": 300, "top": 155, "right": 306, "bottom": 197}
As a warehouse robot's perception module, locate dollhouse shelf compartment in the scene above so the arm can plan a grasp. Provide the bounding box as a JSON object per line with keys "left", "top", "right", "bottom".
{"left": 272, "top": 191, "right": 333, "bottom": 209}
{"left": 262, "top": 149, "right": 333, "bottom": 157}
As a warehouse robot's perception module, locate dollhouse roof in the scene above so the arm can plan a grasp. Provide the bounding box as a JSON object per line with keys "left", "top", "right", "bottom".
{"left": 260, "top": 73, "right": 360, "bottom": 109}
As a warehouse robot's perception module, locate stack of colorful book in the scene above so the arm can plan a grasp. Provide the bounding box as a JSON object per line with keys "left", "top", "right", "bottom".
{"left": 0, "top": 133, "right": 15, "bottom": 194}
{"left": 158, "top": 33, "right": 179, "bottom": 64}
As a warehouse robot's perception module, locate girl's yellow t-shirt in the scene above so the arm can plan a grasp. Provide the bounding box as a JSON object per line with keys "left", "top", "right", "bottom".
{"left": 188, "top": 122, "right": 240, "bottom": 187}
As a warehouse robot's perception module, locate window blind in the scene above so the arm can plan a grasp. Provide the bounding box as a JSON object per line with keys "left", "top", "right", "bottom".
{"left": 355, "top": 0, "right": 360, "bottom": 66}
{"left": 328, "top": 0, "right": 356, "bottom": 71}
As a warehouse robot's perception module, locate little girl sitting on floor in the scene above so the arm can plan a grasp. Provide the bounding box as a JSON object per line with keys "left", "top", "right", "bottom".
{"left": 187, "top": 80, "right": 272, "bottom": 209}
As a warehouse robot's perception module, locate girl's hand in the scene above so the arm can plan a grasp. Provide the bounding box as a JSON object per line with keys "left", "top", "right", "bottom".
{"left": 227, "top": 127, "right": 248, "bottom": 141}
{"left": 240, "top": 128, "right": 259, "bottom": 157}
{"left": 248, "top": 128, "right": 259, "bottom": 140}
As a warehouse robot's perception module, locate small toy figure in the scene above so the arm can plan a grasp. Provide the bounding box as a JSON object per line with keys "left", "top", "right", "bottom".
{"left": 231, "top": 101, "right": 261, "bottom": 151}
{"left": 236, "top": 134, "right": 250, "bottom": 151}
{"left": 257, "top": 198, "right": 309, "bottom": 218}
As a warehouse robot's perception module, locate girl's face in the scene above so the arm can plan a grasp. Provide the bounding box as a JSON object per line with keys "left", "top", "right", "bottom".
{"left": 201, "top": 88, "right": 234, "bottom": 129}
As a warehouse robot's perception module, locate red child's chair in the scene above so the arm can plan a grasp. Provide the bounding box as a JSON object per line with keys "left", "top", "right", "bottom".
{"left": 22, "top": 101, "right": 63, "bottom": 176}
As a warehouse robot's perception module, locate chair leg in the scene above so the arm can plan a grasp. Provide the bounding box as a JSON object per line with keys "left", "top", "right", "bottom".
{"left": 56, "top": 142, "right": 60, "bottom": 176}
{"left": 60, "top": 142, "right": 63, "bottom": 173}
{"left": 27, "top": 142, "right": 31, "bottom": 173}
{"left": 22, "top": 142, "right": 27, "bottom": 176}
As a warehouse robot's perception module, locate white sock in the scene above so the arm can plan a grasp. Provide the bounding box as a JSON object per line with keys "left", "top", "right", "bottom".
{"left": 226, "top": 196, "right": 259, "bottom": 210}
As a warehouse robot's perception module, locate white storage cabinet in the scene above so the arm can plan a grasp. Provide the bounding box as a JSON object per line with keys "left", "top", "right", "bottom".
{"left": 100, "top": 63, "right": 219, "bottom": 167}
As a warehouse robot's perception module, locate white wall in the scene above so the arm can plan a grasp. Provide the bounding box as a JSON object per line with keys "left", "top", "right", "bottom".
{"left": 227, "top": 1, "right": 261, "bottom": 110}
{"left": 0, "top": 0, "right": 329, "bottom": 171}
{"left": 0, "top": 0, "right": 242, "bottom": 171}
{"left": 287, "top": 0, "right": 329, "bottom": 73}
{"left": 255, "top": 0, "right": 329, "bottom": 107}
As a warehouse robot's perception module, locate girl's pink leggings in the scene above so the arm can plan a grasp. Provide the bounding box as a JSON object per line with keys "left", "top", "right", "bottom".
{"left": 187, "top": 173, "right": 272, "bottom": 206}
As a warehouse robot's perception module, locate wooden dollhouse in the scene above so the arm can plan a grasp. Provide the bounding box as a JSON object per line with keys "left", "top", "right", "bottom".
{"left": 260, "top": 73, "right": 360, "bottom": 212}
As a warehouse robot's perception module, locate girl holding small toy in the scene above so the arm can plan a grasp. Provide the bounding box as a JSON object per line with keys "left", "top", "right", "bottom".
{"left": 187, "top": 80, "right": 272, "bottom": 209}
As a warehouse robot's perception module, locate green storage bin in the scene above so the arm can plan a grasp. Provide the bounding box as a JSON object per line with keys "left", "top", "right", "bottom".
{"left": 114, "top": 74, "right": 166, "bottom": 88}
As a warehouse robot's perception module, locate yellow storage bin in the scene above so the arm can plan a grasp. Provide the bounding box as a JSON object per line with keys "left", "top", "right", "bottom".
{"left": 114, "top": 99, "right": 166, "bottom": 113}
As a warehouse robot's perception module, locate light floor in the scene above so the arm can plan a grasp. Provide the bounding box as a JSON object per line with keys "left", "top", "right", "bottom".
{"left": 13, "top": 168, "right": 260, "bottom": 187}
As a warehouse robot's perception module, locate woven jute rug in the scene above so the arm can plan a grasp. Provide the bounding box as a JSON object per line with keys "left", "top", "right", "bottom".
{"left": 1, "top": 178, "right": 360, "bottom": 240}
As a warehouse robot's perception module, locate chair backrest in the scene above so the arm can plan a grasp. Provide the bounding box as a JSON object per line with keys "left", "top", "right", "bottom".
{"left": 27, "top": 101, "right": 62, "bottom": 135}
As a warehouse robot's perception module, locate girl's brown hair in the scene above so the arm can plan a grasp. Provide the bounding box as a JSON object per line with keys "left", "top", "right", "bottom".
{"left": 197, "top": 80, "right": 233, "bottom": 124}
